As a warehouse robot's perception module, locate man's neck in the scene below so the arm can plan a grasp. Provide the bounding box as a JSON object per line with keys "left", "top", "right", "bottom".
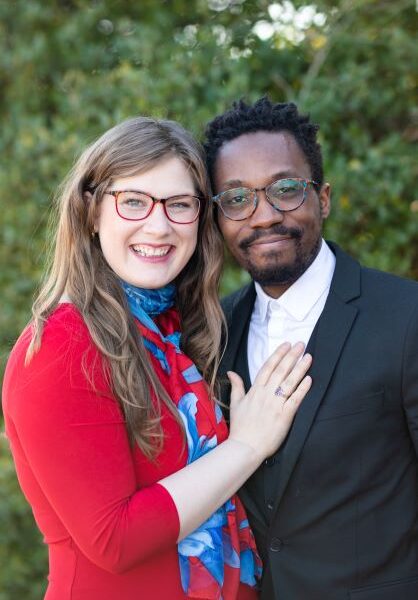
{"left": 260, "top": 243, "right": 323, "bottom": 299}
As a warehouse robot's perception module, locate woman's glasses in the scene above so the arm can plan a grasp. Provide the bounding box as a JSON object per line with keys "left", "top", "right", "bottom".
{"left": 105, "top": 190, "right": 201, "bottom": 224}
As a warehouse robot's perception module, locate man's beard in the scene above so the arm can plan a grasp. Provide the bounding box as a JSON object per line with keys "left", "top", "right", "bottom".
{"left": 238, "top": 225, "right": 322, "bottom": 288}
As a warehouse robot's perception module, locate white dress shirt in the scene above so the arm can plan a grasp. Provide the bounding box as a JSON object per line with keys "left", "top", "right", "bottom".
{"left": 247, "top": 240, "right": 336, "bottom": 383}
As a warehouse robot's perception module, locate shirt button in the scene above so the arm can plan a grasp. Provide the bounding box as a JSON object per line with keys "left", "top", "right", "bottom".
{"left": 270, "top": 538, "right": 283, "bottom": 552}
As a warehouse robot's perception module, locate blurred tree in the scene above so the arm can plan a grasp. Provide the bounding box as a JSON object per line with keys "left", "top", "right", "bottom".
{"left": 0, "top": 1, "right": 416, "bottom": 597}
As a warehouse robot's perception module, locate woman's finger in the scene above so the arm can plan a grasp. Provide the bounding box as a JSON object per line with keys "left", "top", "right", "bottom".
{"left": 227, "top": 371, "right": 245, "bottom": 409}
{"left": 282, "top": 375, "right": 312, "bottom": 414}
{"left": 262, "top": 341, "right": 306, "bottom": 388}
{"left": 272, "top": 353, "right": 312, "bottom": 399}
{"left": 253, "top": 342, "right": 292, "bottom": 386}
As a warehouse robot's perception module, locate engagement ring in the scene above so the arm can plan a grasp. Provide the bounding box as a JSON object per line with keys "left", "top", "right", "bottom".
{"left": 274, "top": 386, "right": 287, "bottom": 398}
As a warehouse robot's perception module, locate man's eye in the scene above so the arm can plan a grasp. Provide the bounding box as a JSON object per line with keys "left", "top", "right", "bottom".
{"left": 271, "top": 181, "right": 302, "bottom": 196}
{"left": 225, "top": 194, "right": 248, "bottom": 205}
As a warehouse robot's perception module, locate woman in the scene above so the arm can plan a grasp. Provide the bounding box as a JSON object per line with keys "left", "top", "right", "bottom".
{"left": 2, "top": 117, "right": 312, "bottom": 599}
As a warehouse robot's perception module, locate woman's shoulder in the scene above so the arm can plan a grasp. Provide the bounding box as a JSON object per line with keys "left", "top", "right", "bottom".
{"left": 4, "top": 304, "right": 99, "bottom": 391}
{"left": 2, "top": 304, "right": 113, "bottom": 421}
{"left": 3, "top": 304, "right": 123, "bottom": 438}
{"left": 43, "top": 302, "right": 92, "bottom": 346}
{"left": 13, "top": 303, "right": 91, "bottom": 358}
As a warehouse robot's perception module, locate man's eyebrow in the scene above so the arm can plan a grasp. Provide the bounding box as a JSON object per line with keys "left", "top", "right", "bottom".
{"left": 222, "top": 179, "right": 244, "bottom": 188}
{"left": 221, "top": 171, "right": 300, "bottom": 189}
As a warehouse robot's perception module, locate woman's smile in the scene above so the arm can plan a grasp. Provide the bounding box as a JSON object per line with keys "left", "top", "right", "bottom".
{"left": 95, "top": 156, "right": 199, "bottom": 289}
{"left": 130, "top": 243, "right": 174, "bottom": 259}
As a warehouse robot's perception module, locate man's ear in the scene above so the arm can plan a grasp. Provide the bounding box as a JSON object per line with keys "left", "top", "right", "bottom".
{"left": 319, "top": 183, "right": 331, "bottom": 219}
{"left": 84, "top": 191, "right": 99, "bottom": 233}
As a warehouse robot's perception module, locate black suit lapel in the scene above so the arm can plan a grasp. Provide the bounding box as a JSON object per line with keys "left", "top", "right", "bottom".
{"left": 221, "top": 283, "right": 270, "bottom": 530}
{"left": 231, "top": 323, "right": 252, "bottom": 391}
{"left": 220, "top": 282, "right": 255, "bottom": 384}
{"left": 271, "top": 244, "right": 362, "bottom": 513}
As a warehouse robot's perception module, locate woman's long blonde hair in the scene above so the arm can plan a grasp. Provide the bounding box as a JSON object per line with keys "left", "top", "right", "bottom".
{"left": 27, "top": 116, "right": 225, "bottom": 458}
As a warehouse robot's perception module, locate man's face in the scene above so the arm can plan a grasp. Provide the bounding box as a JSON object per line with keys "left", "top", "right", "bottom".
{"left": 213, "top": 131, "right": 331, "bottom": 298}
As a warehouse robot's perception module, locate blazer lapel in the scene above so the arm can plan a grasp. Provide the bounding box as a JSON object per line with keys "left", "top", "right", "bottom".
{"left": 233, "top": 332, "right": 252, "bottom": 391}
{"left": 271, "top": 243, "right": 361, "bottom": 513}
{"left": 221, "top": 283, "right": 270, "bottom": 529}
{"left": 220, "top": 282, "right": 255, "bottom": 384}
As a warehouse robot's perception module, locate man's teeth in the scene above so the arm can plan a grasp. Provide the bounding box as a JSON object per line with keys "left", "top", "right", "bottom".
{"left": 132, "top": 245, "right": 171, "bottom": 257}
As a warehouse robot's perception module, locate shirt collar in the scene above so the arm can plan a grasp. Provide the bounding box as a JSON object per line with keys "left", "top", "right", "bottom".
{"left": 254, "top": 239, "right": 336, "bottom": 322}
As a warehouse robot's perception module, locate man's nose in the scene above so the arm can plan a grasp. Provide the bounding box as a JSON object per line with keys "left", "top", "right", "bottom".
{"left": 248, "top": 190, "right": 284, "bottom": 228}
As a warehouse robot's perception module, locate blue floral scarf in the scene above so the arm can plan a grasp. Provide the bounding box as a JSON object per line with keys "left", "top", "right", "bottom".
{"left": 122, "top": 282, "right": 262, "bottom": 599}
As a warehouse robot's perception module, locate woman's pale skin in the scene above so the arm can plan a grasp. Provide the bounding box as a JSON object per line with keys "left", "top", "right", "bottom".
{"left": 91, "top": 155, "right": 312, "bottom": 541}
{"left": 93, "top": 157, "right": 199, "bottom": 290}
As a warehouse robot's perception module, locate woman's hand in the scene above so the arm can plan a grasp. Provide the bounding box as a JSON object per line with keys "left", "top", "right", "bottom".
{"left": 160, "top": 342, "right": 312, "bottom": 540}
{"left": 228, "top": 342, "right": 312, "bottom": 462}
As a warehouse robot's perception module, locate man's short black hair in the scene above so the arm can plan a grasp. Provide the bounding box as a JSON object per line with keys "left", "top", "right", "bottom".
{"left": 203, "top": 96, "right": 323, "bottom": 189}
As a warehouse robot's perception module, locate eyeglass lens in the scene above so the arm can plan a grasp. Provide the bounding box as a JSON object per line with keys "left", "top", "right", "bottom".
{"left": 116, "top": 191, "right": 199, "bottom": 223}
{"left": 218, "top": 178, "right": 307, "bottom": 220}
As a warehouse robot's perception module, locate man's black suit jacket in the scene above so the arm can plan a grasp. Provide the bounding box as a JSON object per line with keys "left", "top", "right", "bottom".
{"left": 220, "top": 243, "right": 418, "bottom": 600}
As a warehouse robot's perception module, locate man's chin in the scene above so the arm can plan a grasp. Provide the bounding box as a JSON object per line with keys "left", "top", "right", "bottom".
{"left": 241, "top": 239, "right": 322, "bottom": 288}
{"left": 250, "top": 266, "right": 300, "bottom": 288}
{"left": 246, "top": 258, "right": 311, "bottom": 288}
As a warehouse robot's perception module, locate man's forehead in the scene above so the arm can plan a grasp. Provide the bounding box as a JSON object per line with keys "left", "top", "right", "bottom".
{"left": 213, "top": 130, "right": 309, "bottom": 188}
{"left": 218, "top": 129, "right": 291, "bottom": 155}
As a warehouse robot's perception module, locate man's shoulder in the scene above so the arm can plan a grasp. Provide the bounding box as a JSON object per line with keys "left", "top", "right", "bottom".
{"left": 331, "top": 244, "right": 418, "bottom": 320}
{"left": 327, "top": 242, "right": 418, "bottom": 295}
{"left": 221, "top": 282, "right": 255, "bottom": 320}
{"left": 361, "top": 264, "right": 418, "bottom": 291}
{"left": 360, "top": 266, "right": 418, "bottom": 317}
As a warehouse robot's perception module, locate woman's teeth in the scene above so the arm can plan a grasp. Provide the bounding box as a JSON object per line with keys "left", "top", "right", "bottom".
{"left": 132, "top": 245, "right": 171, "bottom": 257}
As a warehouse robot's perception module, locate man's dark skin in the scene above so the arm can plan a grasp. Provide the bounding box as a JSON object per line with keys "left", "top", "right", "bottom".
{"left": 213, "top": 130, "right": 330, "bottom": 298}
{"left": 207, "top": 101, "right": 418, "bottom": 600}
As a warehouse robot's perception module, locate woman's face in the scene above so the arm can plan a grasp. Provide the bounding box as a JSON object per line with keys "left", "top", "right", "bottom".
{"left": 95, "top": 156, "right": 199, "bottom": 289}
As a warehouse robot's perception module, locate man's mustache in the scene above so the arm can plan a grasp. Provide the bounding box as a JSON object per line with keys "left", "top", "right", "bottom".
{"left": 239, "top": 225, "right": 303, "bottom": 250}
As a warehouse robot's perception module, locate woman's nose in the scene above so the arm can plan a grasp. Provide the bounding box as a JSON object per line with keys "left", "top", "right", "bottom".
{"left": 141, "top": 202, "right": 172, "bottom": 233}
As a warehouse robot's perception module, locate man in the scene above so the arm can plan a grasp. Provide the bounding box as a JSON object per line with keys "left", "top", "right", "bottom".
{"left": 204, "top": 97, "right": 418, "bottom": 600}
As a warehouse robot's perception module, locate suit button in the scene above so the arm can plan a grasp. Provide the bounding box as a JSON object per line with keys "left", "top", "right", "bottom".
{"left": 267, "top": 501, "right": 274, "bottom": 510}
{"left": 270, "top": 538, "right": 283, "bottom": 552}
{"left": 264, "top": 456, "right": 276, "bottom": 466}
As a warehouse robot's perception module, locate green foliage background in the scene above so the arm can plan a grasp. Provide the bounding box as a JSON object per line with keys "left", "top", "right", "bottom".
{"left": 0, "top": 0, "right": 417, "bottom": 597}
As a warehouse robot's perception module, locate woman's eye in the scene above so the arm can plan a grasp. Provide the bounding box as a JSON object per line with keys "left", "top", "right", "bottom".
{"left": 170, "top": 201, "right": 190, "bottom": 209}
{"left": 124, "top": 197, "right": 146, "bottom": 208}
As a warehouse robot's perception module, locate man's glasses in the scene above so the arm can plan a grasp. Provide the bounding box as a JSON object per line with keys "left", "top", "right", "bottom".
{"left": 105, "top": 190, "right": 200, "bottom": 224}
{"left": 212, "top": 177, "right": 318, "bottom": 221}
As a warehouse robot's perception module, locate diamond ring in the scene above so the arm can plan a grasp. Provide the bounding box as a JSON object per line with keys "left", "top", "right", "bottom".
{"left": 274, "top": 386, "right": 287, "bottom": 398}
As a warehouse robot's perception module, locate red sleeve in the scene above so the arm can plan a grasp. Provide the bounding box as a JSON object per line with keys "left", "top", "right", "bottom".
{"left": 2, "top": 305, "right": 180, "bottom": 574}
